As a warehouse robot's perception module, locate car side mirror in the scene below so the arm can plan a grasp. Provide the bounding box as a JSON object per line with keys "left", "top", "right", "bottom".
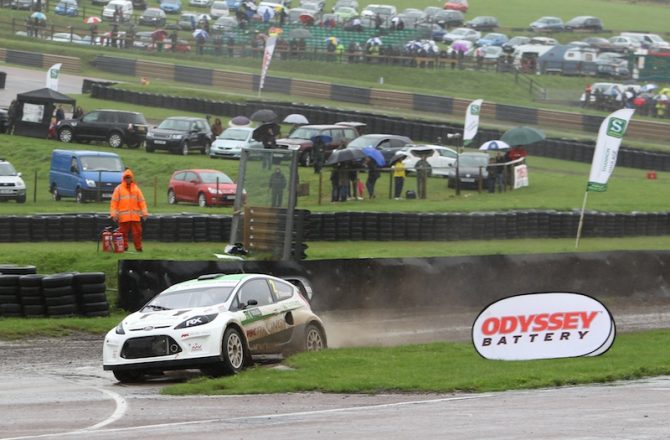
{"left": 244, "top": 299, "right": 258, "bottom": 309}
{"left": 17, "top": 172, "right": 22, "bottom": 177}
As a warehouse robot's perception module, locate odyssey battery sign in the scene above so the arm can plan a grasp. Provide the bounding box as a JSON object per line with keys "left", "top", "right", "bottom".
{"left": 472, "top": 292, "right": 615, "bottom": 361}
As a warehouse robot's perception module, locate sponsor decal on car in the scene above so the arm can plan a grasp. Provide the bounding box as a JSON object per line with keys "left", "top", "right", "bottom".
{"left": 472, "top": 292, "right": 615, "bottom": 360}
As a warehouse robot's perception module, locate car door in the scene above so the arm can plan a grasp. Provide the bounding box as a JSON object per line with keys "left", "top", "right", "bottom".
{"left": 234, "top": 278, "right": 294, "bottom": 354}
{"left": 76, "top": 111, "right": 105, "bottom": 140}
{"left": 182, "top": 171, "right": 200, "bottom": 203}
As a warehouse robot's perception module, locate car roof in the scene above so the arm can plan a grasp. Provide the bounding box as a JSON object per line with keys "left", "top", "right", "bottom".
{"left": 165, "top": 116, "right": 205, "bottom": 121}
{"left": 173, "top": 168, "right": 229, "bottom": 174}
{"left": 358, "top": 133, "right": 411, "bottom": 140}
{"left": 300, "top": 124, "right": 352, "bottom": 129}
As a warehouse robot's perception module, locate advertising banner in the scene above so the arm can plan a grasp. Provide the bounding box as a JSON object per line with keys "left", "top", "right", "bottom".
{"left": 513, "top": 164, "right": 529, "bottom": 189}
{"left": 463, "top": 99, "right": 483, "bottom": 146}
{"left": 472, "top": 292, "right": 615, "bottom": 361}
{"left": 587, "top": 108, "right": 634, "bottom": 192}
{"left": 46, "top": 63, "right": 62, "bottom": 91}
{"left": 258, "top": 36, "right": 277, "bottom": 94}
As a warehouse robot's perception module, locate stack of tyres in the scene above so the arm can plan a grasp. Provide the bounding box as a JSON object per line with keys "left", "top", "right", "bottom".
{"left": 74, "top": 272, "right": 110, "bottom": 317}
{"left": 42, "top": 273, "right": 78, "bottom": 317}
{"left": 0, "top": 264, "right": 37, "bottom": 275}
{"left": 193, "top": 216, "right": 208, "bottom": 242}
{"left": 11, "top": 216, "right": 31, "bottom": 242}
{"left": 0, "top": 275, "right": 22, "bottom": 317}
{"left": 19, "top": 274, "right": 46, "bottom": 317}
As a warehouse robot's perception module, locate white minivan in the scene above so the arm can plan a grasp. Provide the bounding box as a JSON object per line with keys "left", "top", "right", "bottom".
{"left": 102, "top": 0, "right": 133, "bottom": 21}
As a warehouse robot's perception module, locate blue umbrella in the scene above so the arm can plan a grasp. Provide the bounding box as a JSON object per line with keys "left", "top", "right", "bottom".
{"left": 362, "top": 146, "right": 385, "bottom": 166}
{"left": 31, "top": 11, "right": 47, "bottom": 21}
{"left": 311, "top": 134, "right": 332, "bottom": 144}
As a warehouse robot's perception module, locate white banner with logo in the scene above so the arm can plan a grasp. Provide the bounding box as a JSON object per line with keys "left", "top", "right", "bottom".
{"left": 258, "top": 36, "right": 277, "bottom": 93}
{"left": 463, "top": 99, "right": 482, "bottom": 146}
{"left": 513, "top": 164, "right": 529, "bottom": 189}
{"left": 46, "top": 63, "right": 62, "bottom": 91}
{"left": 587, "top": 108, "right": 635, "bottom": 192}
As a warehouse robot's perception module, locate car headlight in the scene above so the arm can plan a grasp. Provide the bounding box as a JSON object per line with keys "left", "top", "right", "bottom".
{"left": 146, "top": 132, "right": 154, "bottom": 139}
{"left": 207, "top": 187, "right": 220, "bottom": 195}
{"left": 85, "top": 179, "right": 96, "bottom": 187}
{"left": 170, "top": 134, "right": 184, "bottom": 139}
{"left": 174, "top": 314, "right": 218, "bottom": 329}
{"left": 115, "top": 322, "right": 125, "bottom": 335}
{"left": 287, "top": 145, "right": 301, "bottom": 151}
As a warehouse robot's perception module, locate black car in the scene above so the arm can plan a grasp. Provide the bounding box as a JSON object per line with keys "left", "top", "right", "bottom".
{"left": 565, "top": 16, "right": 603, "bottom": 32}
{"left": 145, "top": 116, "right": 212, "bottom": 155}
{"left": 346, "top": 134, "right": 413, "bottom": 165}
{"left": 57, "top": 110, "right": 148, "bottom": 149}
{"left": 138, "top": 7, "right": 167, "bottom": 26}
{"left": 465, "top": 16, "right": 498, "bottom": 31}
{"left": 431, "top": 9, "right": 464, "bottom": 28}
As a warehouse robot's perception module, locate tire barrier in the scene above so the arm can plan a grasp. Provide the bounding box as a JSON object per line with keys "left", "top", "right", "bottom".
{"left": 89, "top": 84, "right": 670, "bottom": 170}
{"left": 117, "top": 251, "right": 670, "bottom": 313}
{"left": 0, "top": 211, "right": 667, "bottom": 244}
{"left": 0, "top": 270, "right": 110, "bottom": 318}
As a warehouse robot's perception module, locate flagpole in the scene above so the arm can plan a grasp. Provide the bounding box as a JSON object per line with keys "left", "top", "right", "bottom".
{"left": 575, "top": 191, "right": 590, "bottom": 248}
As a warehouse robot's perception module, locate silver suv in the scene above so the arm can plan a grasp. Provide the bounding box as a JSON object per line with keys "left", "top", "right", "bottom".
{"left": 0, "top": 159, "right": 27, "bottom": 203}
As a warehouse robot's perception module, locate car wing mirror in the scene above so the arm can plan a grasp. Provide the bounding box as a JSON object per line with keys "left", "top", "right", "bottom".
{"left": 244, "top": 299, "right": 258, "bottom": 308}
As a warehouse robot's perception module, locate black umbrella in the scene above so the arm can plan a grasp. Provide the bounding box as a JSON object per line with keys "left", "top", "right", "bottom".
{"left": 250, "top": 109, "right": 278, "bottom": 123}
{"left": 325, "top": 148, "right": 365, "bottom": 166}
{"left": 252, "top": 123, "right": 280, "bottom": 142}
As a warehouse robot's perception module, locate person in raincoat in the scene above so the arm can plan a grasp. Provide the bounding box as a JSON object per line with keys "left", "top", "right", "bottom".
{"left": 313, "top": 136, "right": 325, "bottom": 174}
{"left": 269, "top": 167, "right": 286, "bottom": 207}
{"left": 110, "top": 169, "right": 149, "bottom": 252}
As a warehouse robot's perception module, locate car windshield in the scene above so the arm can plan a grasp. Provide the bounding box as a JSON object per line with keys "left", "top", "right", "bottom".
{"left": 347, "top": 136, "right": 379, "bottom": 148}
{"left": 143, "top": 285, "right": 235, "bottom": 310}
{"left": 80, "top": 157, "right": 124, "bottom": 172}
{"left": 159, "top": 119, "right": 192, "bottom": 131}
{"left": 0, "top": 163, "right": 17, "bottom": 176}
{"left": 220, "top": 128, "right": 249, "bottom": 141}
{"left": 459, "top": 155, "right": 488, "bottom": 167}
{"left": 200, "top": 171, "right": 233, "bottom": 184}
{"left": 212, "top": 1, "right": 226, "bottom": 6}
{"left": 289, "top": 127, "right": 320, "bottom": 139}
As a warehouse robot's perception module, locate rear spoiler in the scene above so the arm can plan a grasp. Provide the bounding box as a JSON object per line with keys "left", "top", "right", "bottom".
{"left": 282, "top": 276, "right": 313, "bottom": 302}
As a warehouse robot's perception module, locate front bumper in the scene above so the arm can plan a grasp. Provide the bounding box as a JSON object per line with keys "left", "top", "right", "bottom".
{"left": 146, "top": 138, "right": 181, "bottom": 151}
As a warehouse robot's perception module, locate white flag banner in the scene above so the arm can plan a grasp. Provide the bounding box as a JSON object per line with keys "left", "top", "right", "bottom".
{"left": 587, "top": 108, "right": 635, "bottom": 192}
{"left": 463, "top": 99, "right": 483, "bottom": 146}
{"left": 46, "top": 63, "right": 62, "bottom": 91}
{"left": 258, "top": 36, "right": 277, "bottom": 93}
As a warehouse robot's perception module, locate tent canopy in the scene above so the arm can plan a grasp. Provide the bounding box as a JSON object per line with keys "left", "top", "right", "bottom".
{"left": 14, "top": 88, "right": 76, "bottom": 138}
{"left": 17, "top": 87, "right": 76, "bottom": 105}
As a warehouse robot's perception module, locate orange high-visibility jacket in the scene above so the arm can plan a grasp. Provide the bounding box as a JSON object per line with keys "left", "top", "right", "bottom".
{"left": 110, "top": 169, "right": 148, "bottom": 222}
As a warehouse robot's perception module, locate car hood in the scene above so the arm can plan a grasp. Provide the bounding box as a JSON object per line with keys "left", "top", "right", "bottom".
{"left": 0, "top": 176, "right": 24, "bottom": 185}
{"left": 212, "top": 139, "right": 247, "bottom": 149}
{"left": 276, "top": 138, "right": 312, "bottom": 149}
{"left": 205, "top": 182, "right": 237, "bottom": 193}
{"left": 123, "top": 306, "right": 225, "bottom": 329}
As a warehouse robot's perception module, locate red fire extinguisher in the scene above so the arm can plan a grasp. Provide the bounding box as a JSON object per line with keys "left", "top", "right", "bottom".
{"left": 101, "top": 229, "right": 112, "bottom": 253}
{"left": 112, "top": 229, "right": 125, "bottom": 253}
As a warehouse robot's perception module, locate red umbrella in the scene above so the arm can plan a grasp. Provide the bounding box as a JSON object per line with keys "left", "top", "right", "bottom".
{"left": 299, "top": 13, "right": 315, "bottom": 25}
{"left": 152, "top": 29, "right": 168, "bottom": 41}
{"left": 85, "top": 16, "right": 102, "bottom": 24}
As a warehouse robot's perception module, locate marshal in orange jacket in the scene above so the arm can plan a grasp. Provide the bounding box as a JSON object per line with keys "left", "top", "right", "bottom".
{"left": 110, "top": 169, "right": 148, "bottom": 222}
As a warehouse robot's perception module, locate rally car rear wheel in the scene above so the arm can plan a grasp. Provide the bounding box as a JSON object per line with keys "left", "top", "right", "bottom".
{"left": 304, "top": 324, "right": 326, "bottom": 352}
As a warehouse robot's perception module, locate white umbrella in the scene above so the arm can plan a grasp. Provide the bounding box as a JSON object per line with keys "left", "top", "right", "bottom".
{"left": 479, "top": 140, "right": 510, "bottom": 151}
{"left": 283, "top": 114, "right": 309, "bottom": 125}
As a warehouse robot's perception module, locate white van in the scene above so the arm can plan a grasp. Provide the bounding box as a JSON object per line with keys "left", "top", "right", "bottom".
{"left": 620, "top": 32, "right": 669, "bottom": 50}
{"left": 102, "top": 0, "right": 133, "bottom": 21}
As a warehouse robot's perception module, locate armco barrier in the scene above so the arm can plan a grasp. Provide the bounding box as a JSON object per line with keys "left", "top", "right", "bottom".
{"left": 0, "top": 211, "right": 668, "bottom": 244}
{"left": 89, "top": 85, "right": 670, "bottom": 171}
{"left": 117, "top": 251, "right": 670, "bottom": 312}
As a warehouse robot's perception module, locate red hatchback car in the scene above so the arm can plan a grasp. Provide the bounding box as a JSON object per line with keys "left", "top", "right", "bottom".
{"left": 444, "top": 0, "right": 468, "bottom": 13}
{"left": 168, "top": 169, "right": 238, "bottom": 207}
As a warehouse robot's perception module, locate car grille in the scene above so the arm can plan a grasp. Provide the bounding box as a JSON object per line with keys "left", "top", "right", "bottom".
{"left": 120, "top": 335, "right": 182, "bottom": 359}
{"left": 0, "top": 182, "right": 16, "bottom": 187}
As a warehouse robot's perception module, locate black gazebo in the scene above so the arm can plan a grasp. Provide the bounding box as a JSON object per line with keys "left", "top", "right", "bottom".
{"left": 13, "top": 88, "right": 76, "bottom": 138}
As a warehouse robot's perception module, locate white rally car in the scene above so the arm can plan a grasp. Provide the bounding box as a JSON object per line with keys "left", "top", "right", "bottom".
{"left": 103, "top": 273, "right": 327, "bottom": 383}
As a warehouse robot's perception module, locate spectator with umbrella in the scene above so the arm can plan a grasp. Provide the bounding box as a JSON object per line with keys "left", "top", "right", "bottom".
{"left": 251, "top": 112, "right": 280, "bottom": 169}
{"left": 311, "top": 134, "right": 330, "bottom": 174}
{"left": 364, "top": 156, "right": 380, "bottom": 199}
{"left": 193, "top": 28, "right": 208, "bottom": 55}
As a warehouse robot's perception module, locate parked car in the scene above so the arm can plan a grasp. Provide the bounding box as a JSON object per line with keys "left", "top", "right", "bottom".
{"left": 11, "top": 0, "right": 35, "bottom": 10}
{"left": 102, "top": 0, "right": 133, "bottom": 21}
{"left": 477, "top": 32, "right": 508, "bottom": 47}
{"left": 49, "top": 150, "right": 125, "bottom": 203}
{"left": 333, "top": 6, "right": 358, "bottom": 22}
{"left": 608, "top": 35, "right": 642, "bottom": 53}
{"left": 209, "top": 0, "right": 229, "bottom": 17}
{"left": 332, "top": 0, "right": 358, "bottom": 11}
{"left": 447, "top": 152, "right": 489, "bottom": 189}
{"left": 138, "top": 7, "right": 167, "bottom": 26}
{"left": 54, "top": 0, "right": 79, "bottom": 16}
{"left": 582, "top": 37, "right": 614, "bottom": 51}
{"left": 529, "top": 16, "right": 564, "bottom": 32}
{"left": 0, "top": 158, "right": 27, "bottom": 203}
{"left": 167, "top": 169, "right": 238, "bottom": 207}
{"left": 443, "top": 27, "right": 481, "bottom": 44}
{"left": 146, "top": 116, "right": 212, "bottom": 155}
{"left": 210, "top": 127, "right": 262, "bottom": 159}
{"left": 620, "top": 32, "right": 670, "bottom": 50}
{"left": 103, "top": 273, "right": 326, "bottom": 382}
{"left": 596, "top": 52, "right": 630, "bottom": 78}
{"left": 465, "top": 16, "right": 498, "bottom": 31}
{"left": 276, "top": 124, "right": 359, "bottom": 166}
{"left": 361, "top": 4, "right": 396, "bottom": 21}
{"left": 178, "top": 11, "right": 198, "bottom": 29}
{"left": 56, "top": 109, "right": 148, "bottom": 149}
{"left": 471, "top": 45, "right": 504, "bottom": 62}
{"left": 502, "top": 36, "right": 530, "bottom": 53}
{"left": 213, "top": 15, "right": 238, "bottom": 31}
{"left": 346, "top": 134, "right": 413, "bottom": 165}
{"left": 565, "top": 16, "right": 603, "bottom": 32}
{"left": 429, "top": 9, "right": 463, "bottom": 28}
{"left": 189, "top": 0, "right": 210, "bottom": 6}
{"left": 397, "top": 144, "right": 458, "bottom": 176}
{"left": 443, "top": 0, "right": 468, "bottom": 13}
{"left": 159, "top": 0, "right": 182, "bottom": 13}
